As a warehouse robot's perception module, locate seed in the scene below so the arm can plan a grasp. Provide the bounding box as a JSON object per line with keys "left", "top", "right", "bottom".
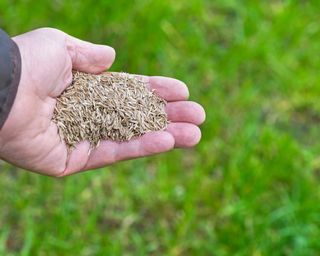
{"left": 52, "top": 71, "right": 169, "bottom": 149}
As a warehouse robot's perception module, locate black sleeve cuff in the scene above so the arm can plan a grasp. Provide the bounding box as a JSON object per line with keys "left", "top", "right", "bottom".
{"left": 0, "top": 29, "right": 21, "bottom": 129}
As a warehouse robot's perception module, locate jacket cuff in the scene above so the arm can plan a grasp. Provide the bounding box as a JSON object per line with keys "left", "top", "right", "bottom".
{"left": 0, "top": 29, "right": 21, "bottom": 129}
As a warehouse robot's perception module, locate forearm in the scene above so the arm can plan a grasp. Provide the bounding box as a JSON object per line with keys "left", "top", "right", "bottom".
{"left": 0, "top": 29, "right": 21, "bottom": 129}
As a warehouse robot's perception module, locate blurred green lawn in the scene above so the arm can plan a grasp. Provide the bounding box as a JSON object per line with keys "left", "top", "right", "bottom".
{"left": 1, "top": 0, "right": 320, "bottom": 255}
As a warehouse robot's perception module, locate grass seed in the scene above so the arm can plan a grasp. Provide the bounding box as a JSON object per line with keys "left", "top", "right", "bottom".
{"left": 52, "top": 71, "right": 169, "bottom": 149}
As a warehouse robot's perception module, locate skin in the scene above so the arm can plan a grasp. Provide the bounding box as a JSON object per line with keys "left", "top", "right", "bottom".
{"left": 0, "top": 28, "right": 205, "bottom": 177}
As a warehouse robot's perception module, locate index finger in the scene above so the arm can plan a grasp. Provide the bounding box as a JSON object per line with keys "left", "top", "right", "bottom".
{"left": 145, "top": 76, "right": 190, "bottom": 102}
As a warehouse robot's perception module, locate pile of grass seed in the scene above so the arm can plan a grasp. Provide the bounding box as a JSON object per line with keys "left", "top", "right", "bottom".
{"left": 52, "top": 71, "right": 168, "bottom": 149}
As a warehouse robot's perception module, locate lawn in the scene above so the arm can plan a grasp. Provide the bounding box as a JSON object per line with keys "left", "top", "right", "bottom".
{"left": 1, "top": 0, "right": 320, "bottom": 255}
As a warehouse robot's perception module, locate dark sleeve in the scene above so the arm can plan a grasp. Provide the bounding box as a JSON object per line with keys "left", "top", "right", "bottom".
{"left": 0, "top": 29, "right": 21, "bottom": 129}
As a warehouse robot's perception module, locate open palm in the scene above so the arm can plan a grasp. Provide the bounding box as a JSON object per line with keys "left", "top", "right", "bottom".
{"left": 0, "top": 28, "right": 205, "bottom": 176}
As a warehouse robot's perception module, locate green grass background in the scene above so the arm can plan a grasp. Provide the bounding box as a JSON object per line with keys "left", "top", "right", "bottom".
{"left": 1, "top": 0, "right": 320, "bottom": 255}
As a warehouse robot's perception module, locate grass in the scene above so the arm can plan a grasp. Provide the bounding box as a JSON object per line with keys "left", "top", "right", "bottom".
{"left": 1, "top": 0, "right": 320, "bottom": 255}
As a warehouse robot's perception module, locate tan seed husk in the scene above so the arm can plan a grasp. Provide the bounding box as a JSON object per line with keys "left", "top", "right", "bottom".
{"left": 52, "top": 71, "right": 169, "bottom": 149}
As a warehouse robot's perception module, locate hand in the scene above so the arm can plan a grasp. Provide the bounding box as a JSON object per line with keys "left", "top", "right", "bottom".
{"left": 0, "top": 28, "right": 205, "bottom": 176}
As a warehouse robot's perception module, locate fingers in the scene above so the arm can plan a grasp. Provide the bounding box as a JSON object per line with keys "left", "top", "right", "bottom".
{"left": 62, "top": 95, "right": 204, "bottom": 175}
{"left": 166, "top": 123, "right": 201, "bottom": 148}
{"left": 83, "top": 131, "right": 174, "bottom": 170}
{"left": 147, "top": 76, "right": 189, "bottom": 101}
{"left": 65, "top": 34, "right": 116, "bottom": 74}
{"left": 145, "top": 78, "right": 203, "bottom": 147}
{"left": 62, "top": 121, "right": 202, "bottom": 175}
{"left": 164, "top": 100, "right": 204, "bottom": 148}
{"left": 166, "top": 101, "right": 205, "bottom": 125}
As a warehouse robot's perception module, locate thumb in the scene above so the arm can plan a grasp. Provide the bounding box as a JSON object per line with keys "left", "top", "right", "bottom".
{"left": 65, "top": 34, "right": 116, "bottom": 74}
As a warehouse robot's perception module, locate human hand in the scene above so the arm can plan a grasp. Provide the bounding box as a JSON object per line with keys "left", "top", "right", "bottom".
{"left": 0, "top": 28, "right": 205, "bottom": 176}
